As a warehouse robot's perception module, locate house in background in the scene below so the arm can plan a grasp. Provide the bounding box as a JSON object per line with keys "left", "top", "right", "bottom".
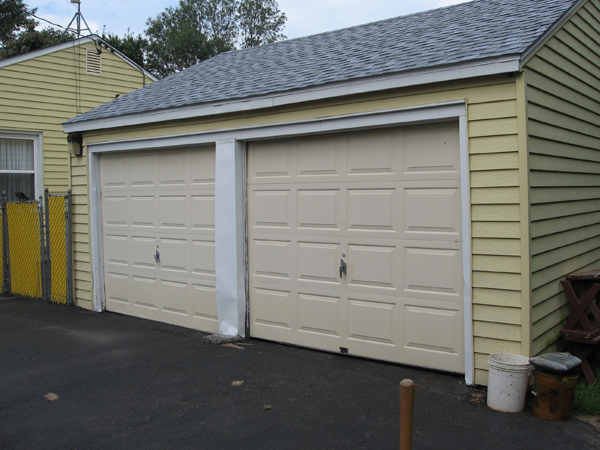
{"left": 63, "top": 0, "right": 600, "bottom": 385}
{"left": 0, "top": 35, "right": 156, "bottom": 202}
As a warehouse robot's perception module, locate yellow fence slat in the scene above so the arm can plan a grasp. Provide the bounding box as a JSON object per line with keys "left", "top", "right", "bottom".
{"left": 48, "top": 196, "right": 67, "bottom": 304}
{"left": 6, "top": 202, "right": 41, "bottom": 298}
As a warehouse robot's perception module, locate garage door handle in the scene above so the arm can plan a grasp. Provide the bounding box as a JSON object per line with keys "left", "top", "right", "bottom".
{"left": 340, "top": 259, "right": 347, "bottom": 278}
{"left": 154, "top": 249, "right": 160, "bottom": 263}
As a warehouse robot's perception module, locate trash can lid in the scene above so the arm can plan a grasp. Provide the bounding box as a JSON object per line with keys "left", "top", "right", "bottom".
{"left": 529, "top": 352, "right": 582, "bottom": 373}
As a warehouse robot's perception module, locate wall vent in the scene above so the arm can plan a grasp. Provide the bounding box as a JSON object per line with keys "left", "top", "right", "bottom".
{"left": 86, "top": 48, "right": 102, "bottom": 75}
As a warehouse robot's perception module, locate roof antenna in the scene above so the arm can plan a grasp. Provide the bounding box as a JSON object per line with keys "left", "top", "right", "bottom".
{"left": 60, "top": 0, "right": 93, "bottom": 41}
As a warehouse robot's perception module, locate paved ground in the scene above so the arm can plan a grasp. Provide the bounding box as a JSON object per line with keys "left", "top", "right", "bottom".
{"left": 1, "top": 295, "right": 599, "bottom": 450}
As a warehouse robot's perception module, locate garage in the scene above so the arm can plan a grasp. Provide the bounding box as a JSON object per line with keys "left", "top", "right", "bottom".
{"left": 100, "top": 146, "right": 218, "bottom": 333}
{"left": 247, "top": 122, "right": 465, "bottom": 373}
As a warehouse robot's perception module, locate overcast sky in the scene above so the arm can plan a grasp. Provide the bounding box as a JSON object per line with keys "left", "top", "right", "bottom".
{"left": 26, "top": 0, "right": 471, "bottom": 40}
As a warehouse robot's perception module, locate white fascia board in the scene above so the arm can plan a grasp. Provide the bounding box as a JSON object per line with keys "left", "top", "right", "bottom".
{"left": 0, "top": 37, "right": 93, "bottom": 69}
{"left": 87, "top": 101, "right": 466, "bottom": 153}
{"left": 64, "top": 56, "right": 520, "bottom": 134}
{"left": 0, "top": 35, "right": 156, "bottom": 81}
{"left": 520, "top": 0, "right": 587, "bottom": 67}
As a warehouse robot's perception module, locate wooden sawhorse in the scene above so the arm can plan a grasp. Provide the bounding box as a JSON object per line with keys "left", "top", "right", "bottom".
{"left": 560, "top": 269, "right": 600, "bottom": 386}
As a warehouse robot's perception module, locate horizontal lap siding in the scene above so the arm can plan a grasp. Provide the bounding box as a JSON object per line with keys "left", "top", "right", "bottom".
{"left": 1, "top": 42, "right": 150, "bottom": 308}
{"left": 525, "top": 0, "right": 600, "bottom": 356}
{"left": 468, "top": 92, "right": 524, "bottom": 386}
{"left": 79, "top": 75, "right": 523, "bottom": 384}
{"left": 0, "top": 42, "right": 147, "bottom": 193}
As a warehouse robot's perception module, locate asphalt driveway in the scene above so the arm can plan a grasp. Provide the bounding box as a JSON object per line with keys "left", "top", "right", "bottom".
{"left": 1, "top": 295, "right": 599, "bottom": 449}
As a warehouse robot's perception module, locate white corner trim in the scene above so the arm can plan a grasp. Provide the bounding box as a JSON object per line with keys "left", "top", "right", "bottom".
{"left": 63, "top": 56, "right": 519, "bottom": 133}
{"left": 459, "top": 114, "right": 474, "bottom": 386}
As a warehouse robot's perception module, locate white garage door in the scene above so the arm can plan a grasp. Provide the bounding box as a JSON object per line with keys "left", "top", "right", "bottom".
{"left": 248, "top": 122, "right": 464, "bottom": 373}
{"left": 101, "top": 146, "right": 218, "bottom": 333}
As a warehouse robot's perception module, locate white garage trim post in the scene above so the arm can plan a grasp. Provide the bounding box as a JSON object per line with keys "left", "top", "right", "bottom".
{"left": 86, "top": 100, "right": 473, "bottom": 380}
{"left": 89, "top": 150, "right": 106, "bottom": 312}
{"left": 459, "top": 114, "right": 474, "bottom": 386}
{"left": 215, "top": 139, "right": 247, "bottom": 338}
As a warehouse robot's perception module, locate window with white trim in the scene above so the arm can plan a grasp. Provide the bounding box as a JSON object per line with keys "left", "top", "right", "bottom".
{"left": 0, "top": 135, "right": 37, "bottom": 202}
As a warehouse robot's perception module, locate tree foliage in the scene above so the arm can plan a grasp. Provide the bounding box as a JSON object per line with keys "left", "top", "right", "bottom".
{"left": 0, "top": 0, "right": 34, "bottom": 44}
{"left": 101, "top": 28, "right": 147, "bottom": 69}
{"left": 238, "top": 0, "right": 286, "bottom": 48}
{"left": 144, "top": 0, "right": 287, "bottom": 78}
{"left": 0, "top": 0, "right": 287, "bottom": 75}
{"left": 0, "top": 19, "right": 73, "bottom": 60}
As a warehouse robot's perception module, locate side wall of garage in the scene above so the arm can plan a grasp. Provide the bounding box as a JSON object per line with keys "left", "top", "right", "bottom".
{"left": 74, "top": 74, "right": 526, "bottom": 385}
{"left": 525, "top": 0, "right": 600, "bottom": 357}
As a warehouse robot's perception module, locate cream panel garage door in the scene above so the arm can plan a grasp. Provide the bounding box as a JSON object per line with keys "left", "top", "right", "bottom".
{"left": 101, "top": 146, "right": 218, "bottom": 333}
{"left": 248, "top": 122, "right": 464, "bottom": 373}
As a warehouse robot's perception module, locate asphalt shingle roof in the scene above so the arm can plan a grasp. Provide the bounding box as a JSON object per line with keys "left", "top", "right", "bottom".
{"left": 67, "top": 0, "right": 578, "bottom": 125}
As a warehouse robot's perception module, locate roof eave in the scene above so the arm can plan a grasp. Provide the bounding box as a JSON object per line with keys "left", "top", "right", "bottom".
{"left": 63, "top": 55, "right": 521, "bottom": 134}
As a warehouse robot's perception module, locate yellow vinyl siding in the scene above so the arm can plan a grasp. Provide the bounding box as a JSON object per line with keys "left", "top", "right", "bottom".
{"left": 525, "top": 0, "right": 600, "bottom": 356}
{"left": 75, "top": 74, "right": 526, "bottom": 384}
{"left": 0, "top": 41, "right": 150, "bottom": 194}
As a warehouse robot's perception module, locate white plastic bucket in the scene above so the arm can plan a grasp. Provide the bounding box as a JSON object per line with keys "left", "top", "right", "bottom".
{"left": 487, "top": 353, "right": 531, "bottom": 413}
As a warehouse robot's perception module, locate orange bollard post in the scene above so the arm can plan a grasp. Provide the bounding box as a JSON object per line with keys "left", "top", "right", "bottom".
{"left": 400, "top": 379, "right": 415, "bottom": 450}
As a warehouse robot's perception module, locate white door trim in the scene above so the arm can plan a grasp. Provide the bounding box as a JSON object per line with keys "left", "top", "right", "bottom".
{"left": 87, "top": 100, "right": 473, "bottom": 383}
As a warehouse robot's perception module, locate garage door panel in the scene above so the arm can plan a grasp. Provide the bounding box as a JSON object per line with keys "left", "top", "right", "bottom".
{"left": 131, "top": 275, "right": 160, "bottom": 310}
{"left": 103, "top": 196, "right": 129, "bottom": 226}
{"left": 130, "top": 153, "right": 156, "bottom": 186}
{"left": 347, "top": 244, "right": 398, "bottom": 291}
{"left": 297, "top": 293, "right": 342, "bottom": 337}
{"left": 104, "top": 234, "right": 129, "bottom": 265}
{"left": 102, "top": 155, "right": 128, "bottom": 187}
{"left": 347, "top": 128, "right": 399, "bottom": 176}
{"left": 297, "top": 241, "right": 341, "bottom": 285}
{"left": 249, "top": 123, "right": 464, "bottom": 373}
{"left": 297, "top": 135, "right": 341, "bottom": 177}
{"left": 160, "top": 280, "right": 188, "bottom": 315}
{"left": 159, "top": 195, "right": 188, "bottom": 229}
{"left": 249, "top": 140, "right": 294, "bottom": 180}
{"left": 102, "top": 146, "right": 216, "bottom": 333}
{"left": 191, "top": 149, "right": 216, "bottom": 185}
{"left": 402, "top": 302, "right": 464, "bottom": 373}
{"left": 191, "top": 195, "right": 215, "bottom": 230}
{"left": 347, "top": 188, "right": 396, "bottom": 232}
{"left": 403, "top": 122, "right": 460, "bottom": 177}
{"left": 404, "top": 247, "right": 462, "bottom": 298}
{"left": 252, "top": 287, "right": 293, "bottom": 329}
{"left": 297, "top": 189, "right": 341, "bottom": 230}
{"left": 131, "top": 236, "right": 157, "bottom": 269}
{"left": 159, "top": 238, "right": 189, "bottom": 273}
{"left": 251, "top": 239, "right": 292, "bottom": 280}
{"left": 192, "top": 240, "right": 215, "bottom": 278}
{"left": 404, "top": 187, "right": 461, "bottom": 236}
{"left": 251, "top": 190, "right": 293, "bottom": 229}
{"left": 130, "top": 196, "right": 157, "bottom": 228}
{"left": 348, "top": 298, "right": 396, "bottom": 345}
{"left": 159, "top": 151, "right": 188, "bottom": 186}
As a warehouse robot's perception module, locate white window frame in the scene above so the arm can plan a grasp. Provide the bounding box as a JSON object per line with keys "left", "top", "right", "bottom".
{"left": 0, "top": 130, "right": 43, "bottom": 201}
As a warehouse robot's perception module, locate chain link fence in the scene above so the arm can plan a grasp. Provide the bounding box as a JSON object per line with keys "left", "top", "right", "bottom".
{"left": 0, "top": 189, "right": 72, "bottom": 304}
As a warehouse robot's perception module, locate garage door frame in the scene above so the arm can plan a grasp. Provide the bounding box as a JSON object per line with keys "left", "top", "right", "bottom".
{"left": 86, "top": 100, "right": 473, "bottom": 384}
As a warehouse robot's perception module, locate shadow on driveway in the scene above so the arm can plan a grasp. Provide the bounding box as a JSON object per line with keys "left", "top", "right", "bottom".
{"left": 1, "top": 295, "right": 599, "bottom": 449}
